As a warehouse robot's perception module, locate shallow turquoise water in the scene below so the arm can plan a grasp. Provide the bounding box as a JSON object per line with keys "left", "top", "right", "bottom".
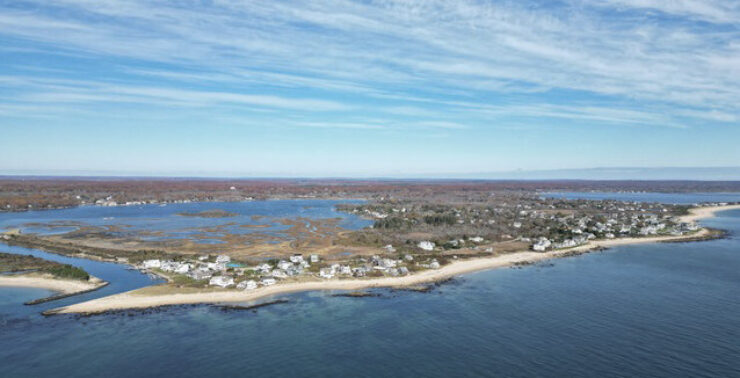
{"left": 1, "top": 199, "right": 739, "bottom": 377}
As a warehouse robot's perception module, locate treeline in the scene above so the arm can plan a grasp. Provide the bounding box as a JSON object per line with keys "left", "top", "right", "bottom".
{"left": 0, "top": 252, "right": 90, "bottom": 281}
{"left": 44, "top": 264, "right": 89, "bottom": 281}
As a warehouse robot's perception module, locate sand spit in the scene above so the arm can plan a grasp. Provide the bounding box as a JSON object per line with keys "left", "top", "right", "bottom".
{"left": 0, "top": 274, "right": 106, "bottom": 297}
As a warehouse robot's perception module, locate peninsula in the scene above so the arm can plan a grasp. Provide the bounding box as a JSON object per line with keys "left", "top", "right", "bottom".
{"left": 0, "top": 253, "right": 107, "bottom": 303}
{"left": 45, "top": 204, "right": 740, "bottom": 315}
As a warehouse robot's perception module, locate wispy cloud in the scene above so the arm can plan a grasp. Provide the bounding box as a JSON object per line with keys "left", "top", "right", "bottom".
{"left": 0, "top": 0, "right": 738, "bottom": 130}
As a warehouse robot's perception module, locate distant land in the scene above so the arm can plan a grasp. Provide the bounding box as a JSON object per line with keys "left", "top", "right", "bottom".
{"left": 1, "top": 167, "right": 740, "bottom": 181}
{"left": 443, "top": 167, "right": 740, "bottom": 181}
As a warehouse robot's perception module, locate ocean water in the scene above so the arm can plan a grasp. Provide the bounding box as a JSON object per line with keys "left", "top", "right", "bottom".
{"left": 1, "top": 198, "right": 740, "bottom": 377}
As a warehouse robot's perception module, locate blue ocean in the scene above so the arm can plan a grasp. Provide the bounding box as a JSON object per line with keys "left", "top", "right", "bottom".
{"left": 1, "top": 196, "right": 739, "bottom": 377}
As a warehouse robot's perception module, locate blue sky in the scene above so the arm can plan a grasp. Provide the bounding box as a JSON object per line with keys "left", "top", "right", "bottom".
{"left": 0, "top": 0, "right": 738, "bottom": 177}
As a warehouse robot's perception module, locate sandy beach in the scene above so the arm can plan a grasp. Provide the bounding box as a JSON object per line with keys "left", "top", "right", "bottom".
{"left": 0, "top": 273, "right": 105, "bottom": 294}
{"left": 50, "top": 204, "right": 740, "bottom": 315}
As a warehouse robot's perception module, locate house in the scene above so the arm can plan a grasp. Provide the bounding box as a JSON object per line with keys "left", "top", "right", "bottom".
{"left": 289, "top": 254, "right": 304, "bottom": 263}
{"left": 206, "top": 262, "right": 226, "bottom": 271}
{"left": 285, "top": 266, "right": 302, "bottom": 276}
{"left": 215, "top": 255, "right": 231, "bottom": 264}
{"left": 255, "top": 263, "right": 272, "bottom": 273}
{"left": 319, "top": 267, "right": 335, "bottom": 279}
{"left": 352, "top": 267, "right": 369, "bottom": 277}
{"left": 309, "top": 254, "right": 320, "bottom": 263}
{"left": 260, "top": 277, "right": 277, "bottom": 286}
{"left": 381, "top": 258, "right": 396, "bottom": 268}
{"left": 189, "top": 269, "right": 212, "bottom": 281}
{"left": 383, "top": 244, "right": 396, "bottom": 253}
{"left": 277, "top": 260, "right": 293, "bottom": 270}
{"left": 532, "top": 238, "right": 551, "bottom": 252}
{"left": 639, "top": 225, "right": 659, "bottom": 235}
{"left": 338, "top": 265, "right": 352, "bottom": 275}
{"left": 174, "top": 263, "right": 191, "bottom": 274}
{"left": 398, "top": 267, "right": 410, "bottom": 275}
{"left": 429, "top": 259, "right": 440, "bottom": 269}
{"left": 142, "top": 259, "right": 161, "bottom": 269}
{"left": 271, "top": 269, "right": 288, "bottom": 278}
{"left": 236, "top": 280, "right": 258, "bottom": 290}
{"left": 213, "top": 262, "right": 227, "bottom": 271}
{"left": 161, "top": 261, "right": 184, "bottom": 272}
{"left": 209, "top": 275, "right": 235, "bottom": 288}
{"left": 417, "top": 241, "right": 435, "bottom": 251}
{"left": 469, "top": 236, "right": 484, "bottom": 243}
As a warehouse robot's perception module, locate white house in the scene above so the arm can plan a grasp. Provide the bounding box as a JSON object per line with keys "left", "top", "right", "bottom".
{"left": 206, "top": 262, "right": 220, "bottom": 271}
{"left": 429, "top": 259, "right": 440, "bottom": 269}
{"left": 319, "top": 267, "right": 335, "bottom": 279}
{"left": 142, "top": 259, "right": 161, "bottom": 269}
{"left": 381, "top": 258, "right": 396, "bottom": 268}
{"left": 255, "top": 263, "right": 272, "bottom": 274}
{"left": 532, "top": 238, "right": 551, "bottom": 252}
{"left": 215, "top": 255, "right": 231, "bottom": 264}
{"left": 174, "top": 263, "right": 191, "bottom": 274}
{"left": 237, "top": 280, "right": 258, "bottom": 290}
{"left": 309, "top": 254, "right": 320, "bottom": 263}
{"left": 271, "top": 269, "right": 288, "bottom": 278}
{"left": 352, "top": 267, "right": 369, "bottom": 277}
{"left": 160, "top": 261, "right": 178, "bottom": 272}
{"left": 470, "top": 236, "right": 484, "bottom": 243}
{"left": 209, "top": 275, "right": 235, "bottom": 288}
{"left": 277, "top": 260, "right": 293, "bottom": 270}
{"left": 189, "top": 269, "right": 212, "bottom": 281}
{"left": 418, "top": 241, "right": 435, "bottom": 251}
{"left": 207, "top": 262, "right": 227, "bottom": 271}
{"left": 289, "top": 254, "right": 304, "bottom": 263}
{"left": 260, "top": 277, "right": 277, "bottom": 286}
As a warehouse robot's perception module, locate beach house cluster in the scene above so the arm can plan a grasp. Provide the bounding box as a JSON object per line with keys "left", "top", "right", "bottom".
{"left": 528, "top": 209, "right": 700, "bottom": 252}
{"left": 138, "top": 249, "right": 441, "bottom": 289}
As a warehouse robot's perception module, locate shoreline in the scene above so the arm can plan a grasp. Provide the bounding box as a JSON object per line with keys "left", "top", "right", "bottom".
{"left": 0, "top": 274, "right": 106, "bottom": 296}
{"left": 46, "top": 204, "right": 740, "bottom": 315}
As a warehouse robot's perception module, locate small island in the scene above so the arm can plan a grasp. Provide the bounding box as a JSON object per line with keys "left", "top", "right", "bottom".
{"left": 0, "top": 252, "right": 107, "bottom": 304}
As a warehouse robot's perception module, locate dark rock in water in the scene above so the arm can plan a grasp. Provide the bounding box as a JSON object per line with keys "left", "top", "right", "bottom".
{"left": 214, "top": 299, "right": 289, "bottom": 311}
{"left": 534, "top": 262, "right": 556, "bottom": 268}
{"left": 391, "top": 277, "right": 460, "bottom": 294}
{"left": 47, "top": 303, "right": 202, "bottom": 318}
{"left": 26, "top": 281, "right": 109, "bottom": 305}
{"left": 331, "top": 291, "right": 381, "bottom": 298}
